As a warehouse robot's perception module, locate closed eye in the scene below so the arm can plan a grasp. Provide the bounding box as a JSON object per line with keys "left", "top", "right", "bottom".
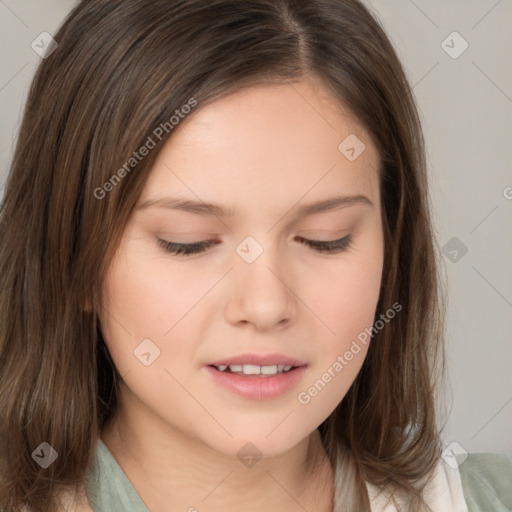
{"left": 157, "top": 235, "right": 352, "bottom": 257}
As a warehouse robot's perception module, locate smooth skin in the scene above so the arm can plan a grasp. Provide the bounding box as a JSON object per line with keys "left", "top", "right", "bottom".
{"left": 98, "top": 75, "right": 384, "bottom": 512}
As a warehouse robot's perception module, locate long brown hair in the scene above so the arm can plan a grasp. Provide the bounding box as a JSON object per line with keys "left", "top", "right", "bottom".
{"left": 0, "top": 1, "right": 447, "bottom": 510}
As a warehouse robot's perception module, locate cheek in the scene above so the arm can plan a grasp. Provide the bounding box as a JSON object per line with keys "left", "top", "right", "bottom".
{"left": 98, "top": 246, "right": 202, "bottom": 375}
{"left": 300, "top": 231, "right": 383, "bottom": 412}
{"left": 307, "top": 249, "right": 383, "bottom": 346}
{"left": 295, "top": 260, "right": 380, "bottom": 417}
{"left": 101, "top": 242, "right": 209, "bottom": 334}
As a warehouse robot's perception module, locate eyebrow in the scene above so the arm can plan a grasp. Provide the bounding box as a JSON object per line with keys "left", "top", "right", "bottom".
{"left": 136, "top": 194, "right": 373, "bottom": 218}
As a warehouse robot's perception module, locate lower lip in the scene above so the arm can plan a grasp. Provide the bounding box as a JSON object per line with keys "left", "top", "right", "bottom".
{"left": 204, "top": 365, "right": 307, "bottom": 400}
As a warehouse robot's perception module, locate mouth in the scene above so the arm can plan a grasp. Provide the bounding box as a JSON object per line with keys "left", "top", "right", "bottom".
{"left": 203, "top": 355, "right": 308, "bottom": 400}
{"left": 207, "top": 363, "right": 302, "bottom": 377}
{"left": 206, "top": 353, "right": 307, "bottom": 373}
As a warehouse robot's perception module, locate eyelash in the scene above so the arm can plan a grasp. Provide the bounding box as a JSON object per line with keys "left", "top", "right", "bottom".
{"left": 157, "top": 235, "right": 353, "bottom": 257}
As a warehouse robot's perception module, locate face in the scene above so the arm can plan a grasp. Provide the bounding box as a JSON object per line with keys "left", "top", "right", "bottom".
{"left": 99, "top": 76, "right": 384, "bottom": 459}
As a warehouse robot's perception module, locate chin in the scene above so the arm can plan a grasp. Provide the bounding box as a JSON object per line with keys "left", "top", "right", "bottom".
{"left": 204, "top": 430, "right": 306, "bottom": 462}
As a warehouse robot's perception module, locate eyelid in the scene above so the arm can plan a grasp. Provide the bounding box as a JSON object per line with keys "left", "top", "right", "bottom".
{"left": 157, "top": 234, "right": 353, "bottom": 257}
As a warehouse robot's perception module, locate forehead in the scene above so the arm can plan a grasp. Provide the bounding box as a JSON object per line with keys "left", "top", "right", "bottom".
{"left": 139, "top": 78, "right": 380, "bottom": 216}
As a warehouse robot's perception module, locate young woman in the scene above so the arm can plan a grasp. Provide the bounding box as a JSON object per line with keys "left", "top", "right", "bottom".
{"left": 0, "top": 1, "right": 510, "bottom": 511}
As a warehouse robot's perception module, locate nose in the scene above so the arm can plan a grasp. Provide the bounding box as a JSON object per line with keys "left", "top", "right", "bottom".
{"left": 224, "top": 243, "right": 297, "bottom": 331}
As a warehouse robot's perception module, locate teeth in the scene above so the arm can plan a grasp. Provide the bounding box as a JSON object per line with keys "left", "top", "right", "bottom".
{"left": 261, "top": 365, "right": 278, "bottom": 375}
{"left": 243, "top": 364, "right": 261, "bottom": 375}
{"left": 214, "top": 364, "right": 295, "bottom": 375}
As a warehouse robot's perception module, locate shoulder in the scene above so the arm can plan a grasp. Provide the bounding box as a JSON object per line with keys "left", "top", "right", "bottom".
{"left": 457, "top": 452, "right": 512, "bottom": 512}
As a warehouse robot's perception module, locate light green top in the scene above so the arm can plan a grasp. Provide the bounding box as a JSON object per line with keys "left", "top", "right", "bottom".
{"left": 456, "top": 452, "right": 512, "bottom": 512}
{"left": 84, "top": 439, "right": 148, "bottom": 512}
{"left": 82, "top": 439, "right": 512, "bottom": 511}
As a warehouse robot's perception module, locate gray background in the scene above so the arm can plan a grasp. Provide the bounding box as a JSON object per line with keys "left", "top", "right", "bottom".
{"left": 1, "top": 0, "right": 511, "bottom": 457}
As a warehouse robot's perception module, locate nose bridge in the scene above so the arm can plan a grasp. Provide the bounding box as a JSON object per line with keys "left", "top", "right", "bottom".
{"left": 236, "top": 233, "right": 287, "bottom": 294}
{"left": 226, "top": 233, "right": 296, "bottom": 328}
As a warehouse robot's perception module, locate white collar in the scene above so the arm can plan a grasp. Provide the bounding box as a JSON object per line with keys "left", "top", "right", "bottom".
{"left": 366, "top": 458, "right": 468, "bottom": 511}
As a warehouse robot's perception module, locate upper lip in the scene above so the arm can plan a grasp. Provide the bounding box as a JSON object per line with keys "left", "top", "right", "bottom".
{"left": 206, "top": 353, "right": 307, "bottom": 367}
